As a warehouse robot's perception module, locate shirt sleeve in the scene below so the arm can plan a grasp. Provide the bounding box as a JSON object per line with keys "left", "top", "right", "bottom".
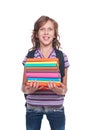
{"left": 22, "top": 55, "right": 27, "bottom": 65}
{"left": 63, "top": 53, "right": 70, "bottom": 68}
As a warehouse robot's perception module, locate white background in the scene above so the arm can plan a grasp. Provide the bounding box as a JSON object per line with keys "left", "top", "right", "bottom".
{"left": 0, "top": 0, "right": 87, "bottom": 130}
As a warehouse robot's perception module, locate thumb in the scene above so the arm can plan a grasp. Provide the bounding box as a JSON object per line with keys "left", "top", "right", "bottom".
{"left": 60, "top": 82, "right": 65, "bottom": 87}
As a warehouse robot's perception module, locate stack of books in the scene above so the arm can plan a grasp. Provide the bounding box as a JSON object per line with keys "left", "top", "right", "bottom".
{"left": 24, "top": 58, "right": 61, "bottom": 90}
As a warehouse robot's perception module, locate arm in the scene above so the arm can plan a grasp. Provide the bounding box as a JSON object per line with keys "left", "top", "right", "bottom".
{"left": 61, "top": 68, "right": 68, "bottom": 94}
{"left": 48, "top": 67, "right": 68, "bottom": 95}
{"left": 21, "top": 68, "right": 29, "bottom": 93}
{"left": 21, "top": 68, "right": 39, "bottom": 94}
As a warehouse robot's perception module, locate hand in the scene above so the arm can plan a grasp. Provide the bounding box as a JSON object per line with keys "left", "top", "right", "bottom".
{"left": 24, "top": 81, "right": 39, "bottom": 94}
{"left": 48, "top": 81, "right": 67, "bottom": 95}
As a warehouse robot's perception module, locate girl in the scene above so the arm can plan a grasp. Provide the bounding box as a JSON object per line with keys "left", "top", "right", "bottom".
{"left": 22, "top": 15, "right": 69, "bottom": 130}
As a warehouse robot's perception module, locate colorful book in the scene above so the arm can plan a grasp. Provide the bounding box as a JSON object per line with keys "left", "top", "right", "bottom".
{"left": 24, "top": 58, "right": 61, "bottom": 90}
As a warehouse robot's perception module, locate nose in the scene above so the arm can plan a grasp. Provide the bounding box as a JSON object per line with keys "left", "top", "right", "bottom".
{"left": 44, "top": 29, "right": 48, "bottom": 35}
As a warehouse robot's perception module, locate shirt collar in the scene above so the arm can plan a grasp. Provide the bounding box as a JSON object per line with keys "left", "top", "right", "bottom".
{"left": 36, "top": 48, "right": 55, "bottom": 58}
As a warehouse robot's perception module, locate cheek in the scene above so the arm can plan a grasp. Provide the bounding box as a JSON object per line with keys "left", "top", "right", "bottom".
{"left": 50, "top": 31, "right": 55, "bottom": 37}
{"left": 37, "top": 32, "right": 42, "bottom": 38}
{"left": 51, "top": 33, "right": 55, "bottom": 38}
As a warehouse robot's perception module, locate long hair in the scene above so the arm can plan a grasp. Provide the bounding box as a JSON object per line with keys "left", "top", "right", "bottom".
{"left": 31, "top": 16, "right": 61, "bottom": 50}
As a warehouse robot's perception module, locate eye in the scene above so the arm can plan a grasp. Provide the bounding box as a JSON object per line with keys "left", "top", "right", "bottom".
{"left": 48, "top": 28, "right": 53, "bottom": 31}
{"left": 39, "top": 28, "right": 44, "bottom": 31}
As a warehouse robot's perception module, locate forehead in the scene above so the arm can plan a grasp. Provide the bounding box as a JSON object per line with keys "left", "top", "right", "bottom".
{"left": 40, "top": 20, "right": 54, "bottom": 28}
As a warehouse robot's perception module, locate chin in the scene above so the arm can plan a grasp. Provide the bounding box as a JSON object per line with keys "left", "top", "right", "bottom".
{"left": 43, "top": 41, "right": 52, "bottom": 45}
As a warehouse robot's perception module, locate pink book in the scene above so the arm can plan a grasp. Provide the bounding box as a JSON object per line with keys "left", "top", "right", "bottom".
{"left": 26, "top": 72, "right": 61, "bottom": 78}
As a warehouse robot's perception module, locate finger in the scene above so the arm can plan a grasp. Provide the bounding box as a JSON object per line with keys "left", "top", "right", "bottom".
{"left": 30, "top": 81, "right": 33, "bottom": 88}
{"left": 33, "top": 81, "right": 36, "bottom": 87}
{"left": 33, "top": 81, "right": 39, "bottom": 89}
{"left": 36, "top": 81, "right": 39, "bottom": 89}
{"left": 48, "top": 81, "right": 51, "bottom": 88}
{"left": 53, "top": 82, "right": 56, "bottom": 88}
{"left": 38, "top": 86, "right": 45, "bottom": 90}
{"left": 60, "top": 82, "right": 65, "bottom": 87}
{"left": 48, "top": 81, "right": 53, "bottom": 89}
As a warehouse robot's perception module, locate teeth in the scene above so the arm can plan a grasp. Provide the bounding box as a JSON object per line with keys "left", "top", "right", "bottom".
{"left": 44, "top": 38, "right": 48, "bottom": 40}
{"left": 43, "top": 37, "right": 49, "bottom": 40}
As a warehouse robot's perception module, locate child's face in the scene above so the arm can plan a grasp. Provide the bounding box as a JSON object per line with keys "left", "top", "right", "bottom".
{"left": 37, "top": 20, "right": 55, "bottom": 47}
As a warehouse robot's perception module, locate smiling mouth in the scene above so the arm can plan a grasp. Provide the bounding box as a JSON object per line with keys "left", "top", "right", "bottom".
{"left": 43, "top": 36, "right": 50, "bottom": 40}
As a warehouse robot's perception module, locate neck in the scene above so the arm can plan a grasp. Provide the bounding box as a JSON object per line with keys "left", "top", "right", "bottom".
{"left": 40, "top": 45, "right": 53, "bottom": 53}
{"left": 39, "top": 45, "right": 53, "bottom": 58}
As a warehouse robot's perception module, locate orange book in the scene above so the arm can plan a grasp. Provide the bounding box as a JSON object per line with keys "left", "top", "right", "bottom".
{"left": 26, "top": 58, "right": 59, "bottom": 63}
